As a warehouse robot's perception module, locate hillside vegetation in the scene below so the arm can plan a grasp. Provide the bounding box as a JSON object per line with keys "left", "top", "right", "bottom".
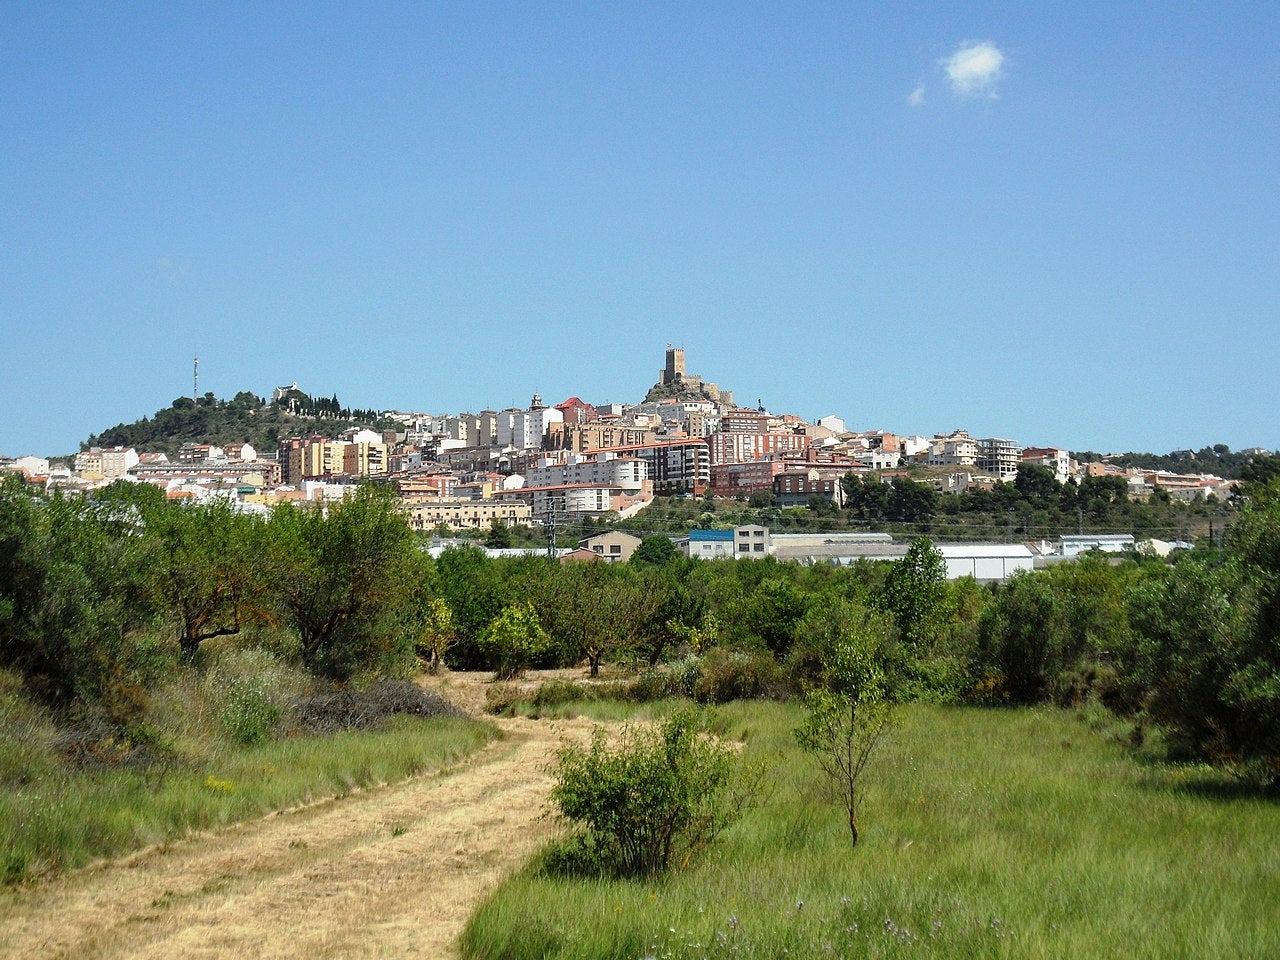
{"left": 1070, "top": 443, "right": 1270, "bottom": 480}
{"left": 84, "top": 389, "right": 398, "bottom": 458}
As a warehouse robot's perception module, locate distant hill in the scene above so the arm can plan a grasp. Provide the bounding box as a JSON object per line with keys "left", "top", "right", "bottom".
{"left": 85, "top": 390, "right": 401, "bottom": 459}
{"left": 1069, "top": 444, "right": 1272, "bottom": 481}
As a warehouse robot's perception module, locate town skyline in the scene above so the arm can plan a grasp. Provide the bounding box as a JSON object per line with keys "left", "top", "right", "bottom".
{"left": 2, "top": 342, "right": 1274, "bottom": 461}
{"left": 5, "top": 346, "right": 1257, "bottom": 542}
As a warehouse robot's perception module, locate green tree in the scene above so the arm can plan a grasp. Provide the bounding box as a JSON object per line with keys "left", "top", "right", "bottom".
{"left": 1239, "top": 454, "right": 1280, "bottom": 501}
{"left": 269, "top": 485, "right": 418, "bottom": 681}
{"left": 530, "top": 563, "right": 632, "bottom": 676}
{"left": 149, "top": 498, "right": 273, "bottom": 659}
{"left": 476, "top": 602, "right": 552, "bottom": 679}
{"left": 484, "top": 518, "right": 513, "bottom": 549}
{"left": 795, "top": 612, "right": 894, "bottom": 846}
{"left": 1014, "top": 463, "right": 1059, "bottom": 503}
{"left": 635, "top": 570, "right": 705, "bottom": 666}
{"left": 842, "top": 473, "right": 890, "bottom": 522}
{"left": 414, "top": 596, "right": 455, "bottom": 675}
{"left": 741, "top": 576, "right": 809, "bottom": 658}
{"left": 881, "top": 537, "right": 949, "bottom": 654}
{"left": 807, "top": 493, "right": 838, "bottom": 515}
{"left": 0, "top": 477, "right": 165, "bottom": 717}
{"left": 431, "top": 546, "right": 508, "bottom": 668}
{"left": 888, "top": 476, "right": 936, "bottom": 523}
{"left": 630, "top": 534, "right": 680, "bottom": 567}
{"left": 976, "top": 571, "right": 1073, "bottom": 703}
{"left": 1129, "top": 498, "right": 1280, "bottom": 788}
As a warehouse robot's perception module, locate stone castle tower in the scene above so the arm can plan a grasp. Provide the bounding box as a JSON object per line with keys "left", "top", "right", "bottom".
{"left": 662, "top": 346, "right": 686, "bottom": 385}
{"left": 647, "top": 345, "right": 731, "bottom": 406}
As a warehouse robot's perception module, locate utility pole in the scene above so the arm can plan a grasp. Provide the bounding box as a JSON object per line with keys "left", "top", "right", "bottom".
{"left": 546, "top": 495, "right": 563, "bottom": 561}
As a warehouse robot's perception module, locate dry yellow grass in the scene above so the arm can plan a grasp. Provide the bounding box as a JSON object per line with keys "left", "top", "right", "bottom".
{"left": 0, "top": 672, "right": 596, "bottom": 960}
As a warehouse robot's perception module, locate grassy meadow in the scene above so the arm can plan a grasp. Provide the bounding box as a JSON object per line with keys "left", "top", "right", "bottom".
{"left": 0, "top": 672, "right": 496, "bottom": 884}
{"left": 462, "top": 701, "right": 1280, "bottom": 960}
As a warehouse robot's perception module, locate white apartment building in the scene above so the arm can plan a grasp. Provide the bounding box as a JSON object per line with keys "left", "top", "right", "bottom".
{"left": 851, "top": 449, "right": 902, "bottom": 471}
{"left": 4, "top": 455, "right": 50, "bottom": 476}
{"left": 1022, "top": 447, "right": 1073, "bottom": 484}
{"left": 495, "top": 395, "right": 564, "bottom": 451}
{"left": 524, "top": 452, "right": 647, "bottom": 493}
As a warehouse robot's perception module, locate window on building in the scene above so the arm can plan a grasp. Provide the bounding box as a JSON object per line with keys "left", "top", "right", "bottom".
{"left": 739, "top": 543, "right": 750, "bottom": 553}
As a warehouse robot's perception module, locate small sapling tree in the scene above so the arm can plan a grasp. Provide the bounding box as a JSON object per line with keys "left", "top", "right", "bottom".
{"left": 795, "top": 608, "right": 894, "bottom": 846}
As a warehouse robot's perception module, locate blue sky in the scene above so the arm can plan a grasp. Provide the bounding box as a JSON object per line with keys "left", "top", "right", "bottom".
{"left": 2, "top": 2, "right": 1277, "bottom": 457}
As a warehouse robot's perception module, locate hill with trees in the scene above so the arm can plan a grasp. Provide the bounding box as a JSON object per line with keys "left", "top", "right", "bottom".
{"left": 84, "top": 388, "right": 400, "bottom": 458}
{"left": 1069, "top": 443, "right": 1271, "bottom": 480}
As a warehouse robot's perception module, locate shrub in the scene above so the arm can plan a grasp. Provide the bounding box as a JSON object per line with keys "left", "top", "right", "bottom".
{"left": 975, "top": 572, "right": 1074, "bottom": 703}
{"left": 530, "top": 679, "right": 633, "bottom": 708}
{"left": 207, "top": 648, "right": 296, "bottom": 745}
{"left": 483, "top": 682, "right": 523, "bottom": 715}
{"left": 628, "top": 666, "right": 689, "bottom": 703}
{"left": 550, "top": 708, "right": 750, "bottom": 877}
{"left": 295, "top": 678, "right": 463, "bottom": 733}
{"left": 691, "top": 648, "right": 792, "bottom": 704}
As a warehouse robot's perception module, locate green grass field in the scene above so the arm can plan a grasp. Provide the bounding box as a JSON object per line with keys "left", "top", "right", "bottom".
{"left": 1, "top": 711, "right": 496, "bottom": 884}
{"left": 462, "top": 701, "right": 1280, "bottom": 959}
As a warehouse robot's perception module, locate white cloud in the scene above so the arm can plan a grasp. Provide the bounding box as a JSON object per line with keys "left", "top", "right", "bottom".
{"left": 907, "top": 84, "right": 926, "bottom": 107}
{"left": 942, "top": 41, "right": 1004, "bottom": 99}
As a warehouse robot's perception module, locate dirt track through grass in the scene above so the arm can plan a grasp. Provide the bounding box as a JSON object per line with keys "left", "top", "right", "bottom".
{"left": 0, "top": 674, "right": 593, "bottom": 960}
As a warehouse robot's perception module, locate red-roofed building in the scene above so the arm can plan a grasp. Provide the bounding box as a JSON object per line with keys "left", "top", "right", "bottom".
{"left": 554, "top": 396, "right": 598, "bottom": 425}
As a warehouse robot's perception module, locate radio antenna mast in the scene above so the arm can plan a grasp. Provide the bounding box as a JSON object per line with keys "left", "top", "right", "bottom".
{"left": 193, "top": 354, "right": 199, "bottom": 399}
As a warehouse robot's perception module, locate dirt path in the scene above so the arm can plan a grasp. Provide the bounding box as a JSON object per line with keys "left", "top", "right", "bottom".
{"left": 0, "top": 672, "right": 596, "bottom": 960}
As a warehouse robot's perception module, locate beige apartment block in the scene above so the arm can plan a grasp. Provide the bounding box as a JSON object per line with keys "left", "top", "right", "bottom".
{"left": 74, "top": 446, "right": 138, "bottom": 480}
{"left": 342, "top": 442, "right": 390, "bottom": 477}
{"left": 404, "top": 499, "right": 531, "bottom": 531}
{"left": 579, "top": 530, "right": 644, "bottom": 563}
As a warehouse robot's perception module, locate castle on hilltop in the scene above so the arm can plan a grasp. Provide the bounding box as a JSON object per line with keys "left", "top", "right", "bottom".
{"left": 646, "top": 345, "right": 733, "bottom": 406}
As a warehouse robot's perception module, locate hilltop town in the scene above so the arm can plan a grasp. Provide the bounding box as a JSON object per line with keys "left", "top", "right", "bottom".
{"left": 2, "top": 347, "right": 1269, "bottom": 574}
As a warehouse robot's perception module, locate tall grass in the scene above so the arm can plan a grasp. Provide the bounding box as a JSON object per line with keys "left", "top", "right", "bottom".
{"left": 462, "top": 702, "right": 1280, "bottom": 959}
{"left": 1, "top": 709, "right": 495, "bottom": 884}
